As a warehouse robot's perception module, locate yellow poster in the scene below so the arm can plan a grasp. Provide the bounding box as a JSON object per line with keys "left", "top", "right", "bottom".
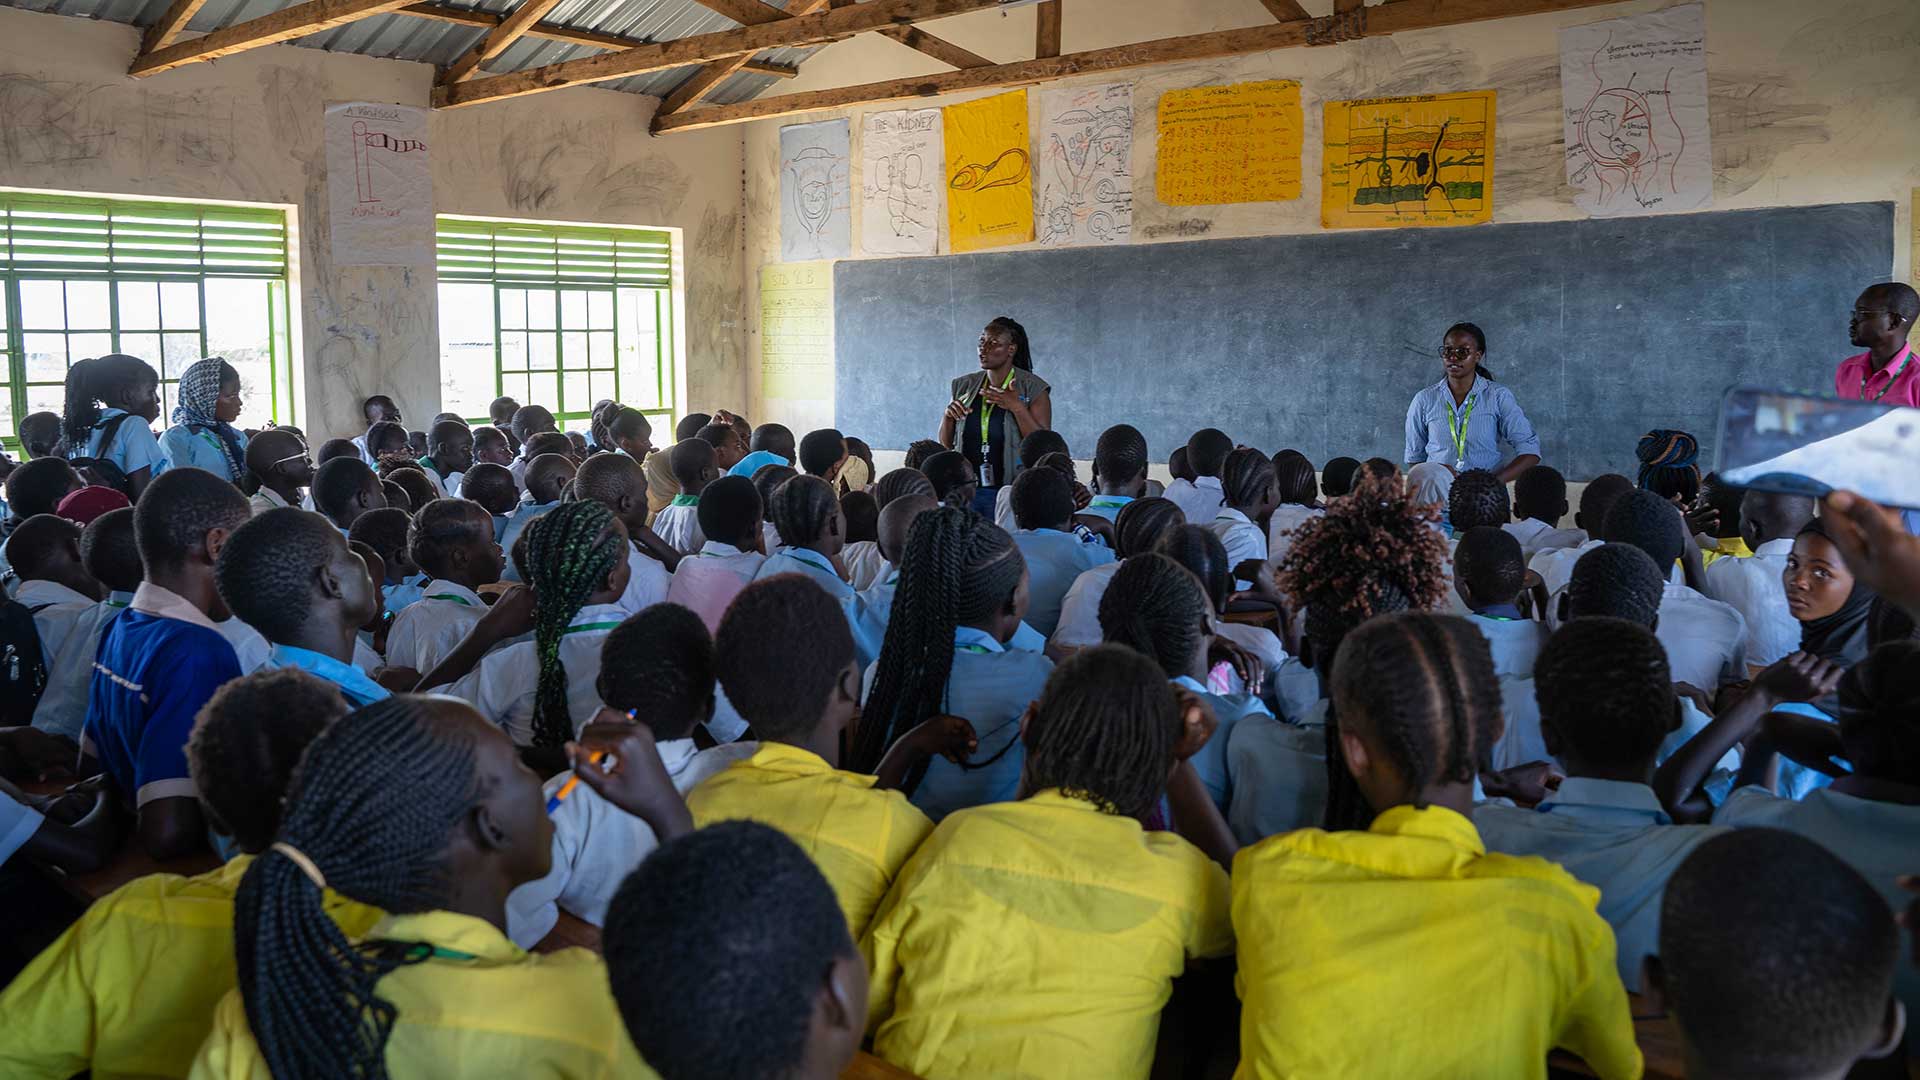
{"left": 1322, "top": 91, "right": 1495, "bottom": 229}
{"left": 944, "top": 91, "right": 1033, "bottom": 252}
{"left": 760, "top": 261, "right": 832, "bottom": 401}
{"left": 1156, "top": 80, "right": 1303, "bottom": 206}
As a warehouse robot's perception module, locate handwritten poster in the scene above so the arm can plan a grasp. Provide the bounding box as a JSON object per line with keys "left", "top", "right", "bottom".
{"left": 1322, "top": 91, "right": 1495, "bottom": 229}
{"left": 944, "top": 91, "right": 1033, "bottom": 252}
{"left": 760, "top": 261, "right": 832, "bottom": 400}
{"left": 1560, "top": 3, "right": 1711, "bottom": 217}
{"left": 1037, "top": 83, "right": 1133, "bottom": 246}
{"left": 1155, "top": 81, "right": 1302, "bottom": 206}
{"left": 780, "top": 119, "right": 851, "bottom": 261}
{"left": 324, "top": 102, "right": 432, "bottom": 266}
{"left": 861, "top": 109, "right": 942, "bottom": 256}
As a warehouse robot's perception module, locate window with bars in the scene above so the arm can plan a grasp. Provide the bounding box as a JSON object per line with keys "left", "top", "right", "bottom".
{"left": 436, "top": 216, "right": 675, "bottom": 434}
{"left": 0, "top": 191, "right": 294, "bottom": 441}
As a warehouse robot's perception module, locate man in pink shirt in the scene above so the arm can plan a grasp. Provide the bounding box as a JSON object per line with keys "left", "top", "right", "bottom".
{"left": 1834, "top": 282, "right": 1919, "bottom": 406}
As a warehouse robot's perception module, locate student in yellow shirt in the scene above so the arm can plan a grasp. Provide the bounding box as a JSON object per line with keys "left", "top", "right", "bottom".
{"left": 1232, "top": 612, "right": 1642, "bottom": 1080}
{"left": 686, "top": 574, "right": 968, "bottom": 936}
{"left": 603, "top": 821, "right": 869, "bottom": 1080}
{"left": 190, "top": 694, "right": 688, "bottom": 1080}
{"left": 0, "top": 668, "right": 363, "bottom": 1080}
{"left": 864, "top": 644, "right": 1236, "bottom": 1080}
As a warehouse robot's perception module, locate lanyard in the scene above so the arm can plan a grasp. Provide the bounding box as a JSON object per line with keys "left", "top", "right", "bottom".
{"left": 784, "top": 548, "right": 837, "bottom": 576}
{"left": 977, "top": 369, "right": 1016, "bottom": 446}
{"left": 956, "top": 644, "right": 993, "bottom": 654}
{"left": 425, "top": 593, "right": 475, "bottom": 606}
{"left": 562, "top": 621, "right": 623, "bottom": 635}
{"left": 1446, "top": 392, "right": 1476, "bottom": 465}
{"left": 1860, "top": 348, "right": 1914, "bottom": 402}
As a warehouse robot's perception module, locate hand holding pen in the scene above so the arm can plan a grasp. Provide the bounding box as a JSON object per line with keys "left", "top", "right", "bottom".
{"left": 554, "top": 711, "right": 695, "bottom": 842}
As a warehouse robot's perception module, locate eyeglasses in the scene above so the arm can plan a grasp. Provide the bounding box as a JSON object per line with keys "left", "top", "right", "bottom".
{"left": 1438, "top": 346, "right": 1476, "bottom": 359}
{"left": 1852, "top": 309, "right": 1891, "bottom": 319}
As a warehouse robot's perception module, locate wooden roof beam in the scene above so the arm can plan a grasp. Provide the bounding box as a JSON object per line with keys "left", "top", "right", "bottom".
{"left": 397, "top": 4, "right": 797, "bottom": 75}
{"left": 440, "top": 0, "right": 569, "bottom": 83}
{"left": 1035, "top": 0, "right": 1060, "bottom": 58}
{"left": 130, "top": 0, "right": 416, "bottom": 75}
{"left": 877, "top": 25, "right": 991, "bottom": 68}
{"left": 656, "top": 0, "right": 829, "bottom": 117}
{"left": 140, "top": 0, "right": 213, "bottom": 51}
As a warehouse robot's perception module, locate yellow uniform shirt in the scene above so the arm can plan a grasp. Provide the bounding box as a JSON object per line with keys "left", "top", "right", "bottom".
{"left": 687, "top": 741, "right": 932, "bottom": 936}
{"left": 0, "top": 855, "right": 382, "bottom": 1080}
{"left": 864, "top": 790, "right": 1233, "bottom": 1080}
{"left": 1700, "top": 535, "right": 1752, "bottom": 569}
{"left": 1232, "top": 805, "right": 1642, "bottom": 1080}
{"left": 188, "top": 910, "right": 653, "bottom": 1079}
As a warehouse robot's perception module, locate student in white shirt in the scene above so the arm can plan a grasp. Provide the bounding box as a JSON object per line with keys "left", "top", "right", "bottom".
{"left": 1048, "top": 496, "right": 1186, "bottom": 657}
{"left": 838, "top": 491, "right": 888, "bottom": 591}
{"left": 8, "top": 516, "right": 104, "bottom": 682}
{"left": 1530, "top": 473, "right": 1634, "bottom": 598}
{"left": 651, "top": 438, "right": 716, "bottom": 557}
{"left": 1211, "top": 448, "right": 1278, "bottom": 590}
{"left": 991, "top": 430, "right": 1070, "bottom": 533}
{"left": 1162, "top": 428, "right": 1230, "bottom": 528}
{"left": 1475, "top": 617, "right": 1727, "bottom": 990}
{"left": 385, "top": 499, "right": 504, "bottom": 674}
{"left": 566, "top": 453, "right": 675, "bottom": 620}
{"left": 469, "top": 425, "right": 517, "bottom": 491}
{"left": 415, "top": 418, "right": 473, "bottom": 501}
{"left": 1505, "top": 464, "right": 1587, "bottom": 558}
{"left": 497, "top": 451, "right": 574, "bottom": 583}
{"left": 242, "top": 428, "right": 314, "bottom": 517}
{"left": 1453, "top": 526, "right": 1547, "bottom": 676}
{"left": 31, "top": 508, "right": 138, "bottom": 741}
{"left": 1702, "top": 489, "right": 1816, "bottom": 675}
{"left": 506, "top": 605, "right": 755, "bottom": 947}
{"left": 667, "top": 475, "right": 767, "bottom": 632}
{"left": 1606, "top": 488, "right": 1748, "bottom": 690}
{"left": 1009, "top": 467, "right": 1114, "bottom": 639}
{"left": 1266, "top": 451, "right": 1323, "bottom": 565}
{"left": 1081, "top": 424, "right": 1148, "bottom": 526}
{"left": 750, "top": 463, "right": 797, "bottom": 560}
{"left": 311, "top": 456, "right": 385, "bottom": 538}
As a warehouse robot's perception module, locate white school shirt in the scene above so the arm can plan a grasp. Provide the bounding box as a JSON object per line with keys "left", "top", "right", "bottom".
{"left": 1012, "top": 528, "right": 1116, "bottom": 639}
{"left": 31, "top": 590, "right": 133, "bottom": 741}
{"left": 505, "top": 737, "right": 758, "bottom": 948}
{"left": 1475, "top": 778, "right": 1726, "bottom": 991}
{"left": 1464, "top": 610, "right": 1548, "bottom": 678}
{"left": 446, "top": 602, "right": 626, "bottom": 745}
{"left": 993, "top": 484, "right": 1017, "bottom": 533}
{"left": 1163, "top": 476, "right": 1225, "bottom": 527}
{"left": 351, "top": 433, "right": 373, "bottom": 467}
{"left": 1266, "top": 504, "right": 1323, "bottom": 564}
{"left": 215, "top": 617, "right": 271, "bottom": 672}
{"left": 15, "top": 580, "right": 97, "bottom": 670}
{"left": 1530, "top": 538, "right": 1605, "bottom": 599}
{"left": 616, "top": 545, "right": 672, "bottom": 619}
{"left": 1209, "top": 508, "right": 1268, "bottom": 589}
{"left": 1503, "top": 517, "right": 1587, "bottom": 560}
{"left": 1048, "top": 560, "right": 1123, "bottom": 650}
{"left": 650, "top": 498, "right": 705, "bottom": 556}
{"left": 1226, "top": 698, "right": 1328, "bottom": 844}
{"left": 840, "top": 541, "right": 888, "bottom": 592}
{"left": 666, "top": 541, "right": 766, "bottom": 632}
{"left": 249, "top": 487, "right": 294, "bottom": 517}
{"left": 384, "top": 579, "right": 487, "bottom": 674}
{"left": 1657, "top": 582, "right": 1749, "bottom": 690}
{"left": 1700, "top": 538, "right": 1797, "bottom": 669}
{"left": 1714, "top": 786, "right": 1920, "bottom": 1022}
{"left": 497, "top": 499, "right": 556, "bottom": 583}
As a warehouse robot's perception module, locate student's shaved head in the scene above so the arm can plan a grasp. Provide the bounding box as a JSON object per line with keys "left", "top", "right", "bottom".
{"left": 524, "top": 453, "right": 577, "bottom": 504}
{"left": 574, "top": 452, "right": 646, "bottom": 507}
{"left": 876, "top": 493, "right": 936, "bottom": 565}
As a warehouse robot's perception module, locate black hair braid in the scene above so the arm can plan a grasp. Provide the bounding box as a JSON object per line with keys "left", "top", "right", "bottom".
{"left": 1098, "top": 554, "right": 1209, "bottom": 678}
{"left": 525, "top": 501, "right": 623, "bottom": 747}
{"left": 853, "top": 508, "right": 1024, "bottom": 774}
{"left": 1114, "top": 496, "right": 1185, "bottom": 559}
{"left": 1154, "top": 524, "right": 1233, "bottom": 614}
{"left": 1222, "top": 447, "right": 1276, "bottom": 510}
{"left": 233, "top": 697, "right": 481, "bottom": 1080}
{"left": 1405, "top": 613, "right": 1477, "bottom": 786}
{"left": 768, "top": 475, "right": 837, "bottom": 548}
{"left": 1019, "top": 645, "right": 1179, "bottom": 820}
{"left": 989, "top": 315, "right": 1032, "bottom": 372}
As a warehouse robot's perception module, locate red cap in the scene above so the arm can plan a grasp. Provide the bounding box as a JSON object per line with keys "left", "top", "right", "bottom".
{"left": 57, "top": 485, "right": 132, "bottom": 525}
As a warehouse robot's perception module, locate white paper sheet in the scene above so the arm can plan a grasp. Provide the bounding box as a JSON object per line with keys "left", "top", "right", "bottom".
{"left": 860, "top": 109, "right": 942, "bottom": 256}
{"left": 1560, "top": 3, "right": 1712, "bottom": 216}
{"left": 780, "top": 119, "right": 851, "bottom": 261}
{"left": 1037, "top": 83, "right": 1133, "bottom": 246}
{"left": 324, "top": 102, "right": 433, "bottom": 266}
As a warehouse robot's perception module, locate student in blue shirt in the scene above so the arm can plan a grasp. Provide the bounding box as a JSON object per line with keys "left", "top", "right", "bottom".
{"left": 348, "top": 507, "right": 427, "bottom": 617}
{"left": 1009, "top": 466, "right": 1115, "bottom": 638}
{"left": 61, "top": 353, "right": 165, "bottom": 500}
{"left": 457, "top": 462, "right": 519, "bottom": 544}
{"left": 80, "top": 468, "right": 252, "bottom": 858}
{"left": 729, "top": 422, "right": 794, "bottom": 478}
{"left": 754, "top": 474, "right": 851, "bottom": 596}
{"left": 1403, "top": 322, "right": 1542, "bottom": 483}
{"left": 499, "top": 453, "right": 575, "bottom": 582}
{"left": 856, "top": 505, "right": 1052, "bottom": 821}
{"left": 216, "top": 507, "right": 389, "bottom": 707}
{"left": 1082, "top": 423, "right": 1148, "bottom": 524}
{"left": 159, "top": 357, "right": 249, "bottom": 483}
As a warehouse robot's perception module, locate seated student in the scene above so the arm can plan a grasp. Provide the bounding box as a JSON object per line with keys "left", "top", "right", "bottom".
{"left": 698, "top": 420, "right": 748, "bottom": 475}
{"left": 730, "top": 421, "right": 795, "bottom": 479}
{"left": 653, "top": 437, "right": 717, "bottom": 555}
{"left": 507, "top": 606, "right": 757, "bottom": 947}
{"left": 855, "top": 506, "right": 1050, "bottom": 822}
{"left": 1319, "top": 455, "right": 1361, "bottom": 499}
{"left": 344, "top": 540, "right": 393, "bottom": 676}
{"left": 314, "top": 436, "right": 359, "bottom": 465}
{"left": 81, "top": 468, "right": 250, "bottom": 858}
{"left": 1637, "top": 428, "right": 1702, "bottom": 506}
{"left": 990, "top": 430, "right": 1069, "bottom": 532}
{"left": 902, "top": 438, "right": 945, "bottom": 472}
{"left": 1475, "top": 617, "right": 1728, "bottom": 990}
{"left": 1049, "top": 496, "right": 1186, "bottom": 656}
{"left": 1361, "top": 456, "right": 1401, "bottom": 488}
{"left": 799, "top": 427, "right": 850, "bottom": 484}
{"left": 1783, "top": 520, "right": 1876, "bottom": 711}
{"left": 1690, "top": 471, "right": 1752, "bottom": 565}
{"left": 1156, "top": 524, "right": 1289, "bottom": 692}
{"left": 1101, "top": 553, "right": 1269, "bottom": 814}
{"left": 427, "top": 501, "right": 631, "bottom": 750}
{"left": 410, "top": 431, "right": 431, "bottom": 459}
{"left": 687, "top": 575, "right": 948, "bottom": 936}
{"left": 382, "top": 465, "right": 439, "bottom": 517}
{"left": 601, "top": 407, "right": 653, "bottom": 465}
{"left": 840, "top": 436, "right": 875, "bottom": 493}
{"left": 644, "top": 413, "right": 708, "bottom": 517}
{"left": 1649, "top": 829, "right": 1907, "bottom": 1080}
{"left": 361, "top": 419, "right": 411, "bottom": 470}
{"left": 1234, "top": 611, "right": 1641, "bottom": 1078}
{"left": 384, "top": 499, "right": 503, "bottom": 674}
{"left": 1010, "top": 467, "right": 1115, "bottom": 638}
{"left": 509, "top": 403, "right": 559, "bottom": 472}
{"left": 920, "top": 449, "right": 977, "bottom": 512}
{"left": 348, "top": 394, "right": 401, "bottom": 463}
{"left": 379, "top": 478, "right": 413, "bottom": 515}
{"left": 1211, "top": 446, "right": 1279, "bottom": 589}
{"left": 348, "top": 507, "right": 427, "bottom": 617}
{"left": 311, "top": 456, "right": 385, "bottom": 536}
{"left": 838, "top": 491, "right": 887, "bottom": 591}
{"left": 469, "top": 423, "right": 516, "bottom": 475}
{"left": 1606, "top": 489, "right": 1748, "bottom": 690}
{"left": 159, "top": 358, "right": 249, "bottom": 483}
{"left": 1164, "top": 428, "right": 1231, "bottom": 526}
{"left": 872, "top": 467, "right": 935, "bottom": 512}
{"left": 189, "top": 695, "right": 681, "bottom": 1079}
{"left": 1702, "top": 488, "right": 1814, "bottom": 674}
{"left": 18, "top": 412, "right": 63, "bottom": 461}
{"left": 415, "top": 417, "right": 473, "bottom": 497}
{"left": 667, "top": 475, "right": 766, "bottom": 632}
{"left": 1266, "top": 449, "right": 1323, "bottom": 564}
{"left": 9, "top": 515, "right": 105, "bottom": 673}
{"left": 1506, "top": 464, "right": 1585, "bottom": 558}
{"left": 457, "top": 461, "right": 518, "bottom": 543}
{"left": 32, "top": 507, "right": 141, "bottom": 740}
{"left": 605, "top": 822, "right": 865, "bottom": 1080}
{"left": 0, "top": 668, "right": 372, "bottom": 1079}
{"left": 864, "top": 645, "right": 1237, "bottom": 1080}
{"left": 498, "top": 451, "right": 575, "bottom": 582}
{"left": 0, "top": 457, "right": 85, "bottom": 591}
{"left": 1407, "top": 462, "right": 1454, "bottom": 529}
{"left": 490, "top": 395, "right": 522, "bottom": 451}
{"left": 242, "top": 427, "right": 313, "bottom": 514}
{"left": 755, "top": 474, "right": 851, "bottom": 591}
{"left": 61, "top": 353, "right": 164, "bottom": 499}
{"left": 571, "top": 452, "right": 674, "bottom": 616}
{"left": 752, "top": 462, "right": 798, "bottom": 555}
{"left": 1531, "top": 473, "right": 1634, "bottom": 596}
{"left": 1453, "top": 526, "right": 1547, "bottom": 675}
{"left": 1083, "top": 423, "right": 1149, "bottom": 525}
{"left": 217, "top": 508, "right": 389, "bottom": 707}
{"left": 1448, "top": 468, "right": 1511, "bottom": 535}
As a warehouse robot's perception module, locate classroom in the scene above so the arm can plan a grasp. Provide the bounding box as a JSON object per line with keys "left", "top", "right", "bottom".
{"left": 0, "top": 0, "right": 1918, "bottom": 1077}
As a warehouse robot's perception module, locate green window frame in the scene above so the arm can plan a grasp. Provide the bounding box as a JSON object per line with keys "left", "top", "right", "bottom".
{"left": 0, "top": 190, "right": 294, "bottom": 444}
{"left": 436, "top": 216, "right": 675, "bottom": 433}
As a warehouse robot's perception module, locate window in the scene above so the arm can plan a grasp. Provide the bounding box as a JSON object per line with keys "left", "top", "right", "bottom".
{"left": 436, "top": 217, "right": 675, "bottom": 434}
{"left": 0, "top": 191, "right": 294, "bottom": 440}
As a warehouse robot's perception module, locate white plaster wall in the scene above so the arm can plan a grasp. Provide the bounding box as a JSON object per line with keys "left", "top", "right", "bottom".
{"left": 739, "top": 0, "right": 1920, "bottom": 438}
{"left": 0, "top": 6, "right": 748, "bottom": 441}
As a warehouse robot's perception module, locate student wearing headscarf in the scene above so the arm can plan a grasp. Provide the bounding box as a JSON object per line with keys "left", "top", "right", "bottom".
{"left": 1406, "top": 462, "right": 1455, "bottom": 534}
{"left": 1634, "top": 429, "right": 1701, "bottom": 506}
{"left": 159, "top": 358, "right": 248, "bottom": 483}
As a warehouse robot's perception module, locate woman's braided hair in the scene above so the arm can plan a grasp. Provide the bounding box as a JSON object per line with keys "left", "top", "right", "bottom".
{"left": 768, "top": 475, "right": 838, "bottom": 548}
{"left": 1019, "top": 644, "right": 1179, "bottom": 820}
{"left": 1113, "top": 496, "right": 1185, "bottom": 558}
{"left": 1098, "top": 553, "right": 1209, "bottom": 679}
{"left": 852, "top": 506, "right": 1025, "bottom": 773}
{"left": 1221, "top": 446, "right": 1276, "bottom": 510}
{"left": 232, "top": 696, "right": 482, "bottom": 1080}
{"left": 525, "top": 500, "right": 624, "bottom": 747}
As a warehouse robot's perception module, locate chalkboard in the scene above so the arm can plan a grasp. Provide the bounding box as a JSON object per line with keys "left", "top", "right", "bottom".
{"left": 834, "top": 201, "right": 1893, "bottom": 480}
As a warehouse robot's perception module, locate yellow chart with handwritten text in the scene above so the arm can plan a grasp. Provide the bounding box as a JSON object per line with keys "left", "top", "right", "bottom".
{"left": 1156, "top": 80, "right": 1302, "bottom": 206}
{"left": 1323, "top": 90, "right": 1495, "bottom": 229}
{"left": 760, "top": 261, "right": 832, "bottom": 401}
{"left": 945, "top": 91, "right": 1033, "bottom": 252}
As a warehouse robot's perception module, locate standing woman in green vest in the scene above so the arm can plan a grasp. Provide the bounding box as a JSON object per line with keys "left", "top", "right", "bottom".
{"left": 938, "top": 316, "right": 1053, "bottom": 519}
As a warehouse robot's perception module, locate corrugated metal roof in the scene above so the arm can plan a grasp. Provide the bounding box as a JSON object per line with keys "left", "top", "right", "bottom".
{"left": 7, "top": 0, "right": 812, "bottom": 104}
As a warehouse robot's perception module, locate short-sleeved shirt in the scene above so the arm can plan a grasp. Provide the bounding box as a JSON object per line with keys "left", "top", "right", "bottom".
{"left": 1266, "top": 503, "right": 1323, "bottom": 564}
{"left": 32, "top": 591, "right": 133, "bottom": 740}
{"left": 667, "top": 541, "right": 766, "bottom": 632}
{"left": 1700, "top": 537, "right": 1798, "bottom": 669}
{"left": 79, "top": 408, "right": 166, "bottom": 479}
{"left": 650, "top": 497, "right": 704, "bottom": 556}
{"left": 446, "top": 602, "right": 625, "bottom": 744}
{"left": 1163, "top": 476, "right": 1225, "bottom": 528}
{"left": 1049, "top": 560, "right": 1124, "bottom": 650}
{"left": 728, "top": 449, "right": 790, "bottom": 479}
{"left": 159, "top": 424, "right": 247, "bottom": 481}
{"left": 1657, "top": 582, "right": 1749, "bottom": 689}
{"left": 384, "top": 579, "right": 487, "bottom": 674}
{"left": 1503, "top": 517, "right": 1587, "bottom": 560}
{"left": 1834, "top": 344, "right": 1920, "bottom": 407}
{"left": 1013, "top": 528, "right": 1116, "bottom": 638}
{"left": 258, "top": 643, "right": 392, "bottom": 707}
{"left": 497, "top": 499, "right": 556, "bottom": 583}
{"left": 1404, "top": 374, "right": 1542, "bottom": 472}
{"left": 1226, "top": 701, "right": 1328, "bottom": 844}
{"left": 616, "top": 545, "right": 672, "bottom": 618}
{"left": 1170, "top": 674, "right": 1270, "bottom": 812}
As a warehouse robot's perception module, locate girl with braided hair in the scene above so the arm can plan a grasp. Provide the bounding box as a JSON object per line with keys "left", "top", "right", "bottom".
{"left": 1266, "top": 449, "right": 1323, "bottom": 564}
{"left": 192, "top": 695, "right": 689, "bottom": 1079}
{"left": 1233, "top": 612, "right": 1639, "bottom": 1080}
{"left": 853, "top": 505, "right": 1051, "bottom": 820}
{"left": 1209, "top": 446, "right": 1279, "bottom": 589}
{"left": 1153, "top": 524, "right": 1289, "bottom": 707}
